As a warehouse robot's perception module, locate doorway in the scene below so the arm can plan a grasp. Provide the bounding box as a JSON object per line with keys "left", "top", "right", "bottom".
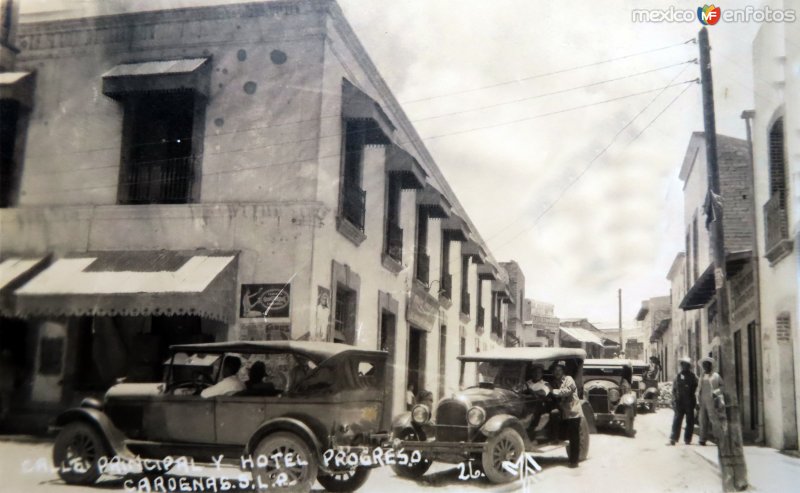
{"left": 407, "top": 327, "right": 426, "bottom": 405}
{"left": 379, "top": 310, "right": 397, "bottom": 425}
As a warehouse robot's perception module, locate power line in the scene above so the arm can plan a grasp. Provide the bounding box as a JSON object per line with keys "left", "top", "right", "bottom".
{"left": 486, "top": 63, "right": 694, "bottom": 242}
{"left": 401, "top": 38, "right": 697, "bottom": 104}
{"left": 23, "top": 79, "right": 697, "bottom": 183}
{"left": 413, "top": 59, "right": 696, "bottom": 123}
{"left": 491, "top": 81, "right": 696, "bottom": 251}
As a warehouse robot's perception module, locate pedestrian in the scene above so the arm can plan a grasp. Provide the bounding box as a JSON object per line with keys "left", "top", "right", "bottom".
{"left": 697, "top": 356, "right": 726, "bottom": 446}
{"left": 551, "top": 360, "right": 582, "bottom": 467}
{"left": 669, "top": 356, "right": 698, "bottom": 445}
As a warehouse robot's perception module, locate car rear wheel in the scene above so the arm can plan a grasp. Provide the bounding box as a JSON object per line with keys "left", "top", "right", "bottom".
{"left": 317, "top": 467, "right": 370, "bottom": 492}
{"left": 481, "top": 428, "right": 524, "bottom": 484}
{"left": 251, "top": 432, "right": 317, "bottom": 492}
{"left": 390, "top": 428, "right": 431, "bottom": 479}
{"left": 52, "top": 422, "right": 108, "bottom": 485}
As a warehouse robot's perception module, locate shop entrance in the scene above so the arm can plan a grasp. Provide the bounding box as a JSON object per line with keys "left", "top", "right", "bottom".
{"left": 379, "top": 310, "right": 397, "bottom": 424}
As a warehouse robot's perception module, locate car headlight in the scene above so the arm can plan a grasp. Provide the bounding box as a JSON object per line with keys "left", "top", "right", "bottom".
{"left": 622, "top": 394, "right": 636, "bottom": 406}
{"left": 608, "top": 389, "right": 621, "bottom": 403}
{"left": 411, "top": 404, "right": 430, "bottom": 424}
{"left": 467, "top": 406, "right": 486, "bottom": 426}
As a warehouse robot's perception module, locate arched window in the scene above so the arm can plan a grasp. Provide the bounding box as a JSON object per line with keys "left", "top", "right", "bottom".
{"left": 764, "top": 116, "right": 791, "bottom": 261}
{"left": 768, "top": 117, "right": 786, "bottom": 207}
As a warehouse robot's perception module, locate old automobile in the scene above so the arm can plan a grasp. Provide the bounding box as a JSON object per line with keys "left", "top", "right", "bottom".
{"left": 51, "top": 341, "right": 390, "bottom": 492}
{"left": 390, "top": 347, "right": 594, "bottom": 484}
{"left": 583, "top": 359, "right": 637, "bottom": 437}
{"left": 631, "top": 360, "right": 659, "bottom": 413}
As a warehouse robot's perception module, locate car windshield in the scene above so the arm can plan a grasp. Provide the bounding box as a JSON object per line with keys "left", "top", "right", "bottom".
{"left": 461, "top": 360, "right": 525, "bottom": 390}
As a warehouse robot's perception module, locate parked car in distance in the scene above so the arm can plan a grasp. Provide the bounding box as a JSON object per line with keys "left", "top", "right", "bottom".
{"left": 51, "top": 341, "right": 390, "bottom": 492}
{"left": 390, "top": 347, "right": 593, "bottom": 484}
{"left": 631, "top": 360, "right": 659, "bottom": 413}
{"left": 583, "top": 359, "right": 637, "bottom": 437}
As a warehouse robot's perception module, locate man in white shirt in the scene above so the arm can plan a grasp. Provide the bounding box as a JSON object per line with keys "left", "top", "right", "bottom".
{"left": 201, "top": 356, "right": 245, "bottom": 398}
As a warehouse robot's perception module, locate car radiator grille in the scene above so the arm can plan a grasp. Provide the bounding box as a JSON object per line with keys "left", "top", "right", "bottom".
{"left": 588, "top": 389, "right": 609, "bottom": 413}
{"left": 435, "top": 401, "right": 468, "bottom": 442}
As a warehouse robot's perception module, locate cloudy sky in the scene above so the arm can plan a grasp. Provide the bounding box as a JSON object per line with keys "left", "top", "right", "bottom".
{"left": 21, "top": 0, "right": 774, "bottom": 328}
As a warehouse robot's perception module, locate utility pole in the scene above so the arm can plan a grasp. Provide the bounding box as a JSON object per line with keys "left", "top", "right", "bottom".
{"left": 618, "top": 288, "right": 623, "bottom": 354}
{"left": 698, "top": 27, "right": 748, "bottom": 492}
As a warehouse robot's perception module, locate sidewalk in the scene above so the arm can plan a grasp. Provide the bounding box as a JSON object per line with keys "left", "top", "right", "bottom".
{"left": 652, "top": 409, "right": 800, "bottom": 492}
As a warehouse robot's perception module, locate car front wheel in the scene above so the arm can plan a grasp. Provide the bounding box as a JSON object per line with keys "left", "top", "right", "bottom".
{"left": 251, "top": 432, "right": 318, "bottom": 492}
{"left": 52, "top": 422, "right": 109, "bottom": 485}
{"left": 317, "top": 467, "right": 370, "bottom": 492}
{"left": 481, "top": 428, "right": 524, "bottom": 484}
{"left": 390, "top": 428, "right": 432, "bottom": 479}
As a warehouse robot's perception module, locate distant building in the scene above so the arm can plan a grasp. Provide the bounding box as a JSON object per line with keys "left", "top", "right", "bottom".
{"left": 635, "top": 297, "right": 671, "bottom": 380}
{"left": 521, "top": 299, "right": 558, "bottom": 347}
{"left": 500, "top": 261, "right": 525, "bottom": 347}
{"left": 559, "top": 318, "right": 619, "bottom": 358}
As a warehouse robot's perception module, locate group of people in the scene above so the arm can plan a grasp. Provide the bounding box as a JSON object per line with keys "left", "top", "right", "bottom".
{"left": 198, "top": 355, "right": 312, "bottom": 398}
{"left": 517, "top": 360, "right": 583, "bottom": 468}
{"left": 669, "top": 355, "right": 726, "bottom": 446}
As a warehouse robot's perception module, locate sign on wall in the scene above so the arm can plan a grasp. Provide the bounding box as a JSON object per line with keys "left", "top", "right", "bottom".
{"left": 240, "top": 283, "right": 291, "bottom": 318}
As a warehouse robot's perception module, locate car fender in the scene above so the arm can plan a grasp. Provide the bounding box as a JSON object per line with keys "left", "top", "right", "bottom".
{"left": 53, "top": 407, "right": 132, "bottom": 459}
{"left": 479, "top": 414, "right": 529, "bottom": 445}
{"left": 391, "top": 412, "right": 413, "bottom": 434}
{"left": 391, "top": 412, "right": 430, "bottom": 440}
{"left": 246, "top": 417, "right": 324, "bottom": 464}
{"left": 643, "top": 387, "right": 659, "bottom": 399}
{"left": 580, "top": 401, "right": 598, "bottom": 433}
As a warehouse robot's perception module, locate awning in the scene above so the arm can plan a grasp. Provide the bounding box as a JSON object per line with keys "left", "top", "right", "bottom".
{"left": 560, "top": 326, "right": 604, "bottom": 346}
{"left": 441, "top": 215, "right": 469, "bottom": 242}
{"left": 477, "top": 264, "right": 499, "bottom": 281}
{"left": 15, "top": 251, "right": 238, "bottom": 323}
{"left": 386, "top": 144, "right": 426, "bottom": 189}
{"left": 0, "top": 257, "right": 49, "bottom": 316}
{"left": 0, "top": 71, "right": 35, "bottom": 108}
{"left": 102, "top": 58, "right": 212, "bottom": 99}
{"left": 462, "top": 239, "right": 487, "bottom": 264}
{"left": 416, "top": 183, "right": 451, "bottom": 219}
{"left": 341, "top": 79, "right": 394, "bottom": 143}
{"left": 492, "top": 280, "right": 512, "bottom": 300}
{"left": 651, "top": 318, "right": 672, "bottom": 342}
{"left": 680, "top": 252, "right": 752, "bottom": 311}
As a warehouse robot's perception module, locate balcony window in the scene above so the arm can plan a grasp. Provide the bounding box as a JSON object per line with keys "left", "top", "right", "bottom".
{"left": 764, "top": 117, "right": 792, "bottom": 262}
{"left": 0, "top": 99, "right": 21, "bottom": 207}
{"left": 460, "top": 254, "right": 471, "bottom": 315}
{"left": 384, "top": 174, "right": 403, "bottom": 262}
{"left": 334, "top": 284, "right": 357, "bottom": 345}
{"left": 119, "top": 90, "right": 200, "bottom": 204}
{"left": 440, "top": 237, "right": 452, "bottom": 299}
{"left": 415, "top": 212, "right": 429, "bottom": 283}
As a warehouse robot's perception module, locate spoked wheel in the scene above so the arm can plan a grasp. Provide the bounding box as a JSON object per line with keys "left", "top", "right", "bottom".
{"left": 317, "top": 467, "right": 371, "bottom": 492}
{"left": 578, "top": 416, "right": 590, "bottom": 461}
{"left": 52, "top": 422, "right": 109, "bottom": 485}
{"left": 251, "top": 432, "right": 317, "bottom": 492}
{"left": 390, "top": 428, "right": 431, "bottom": 479}
{"left": 481, "top": 428, "right": 524, "bottom": 484}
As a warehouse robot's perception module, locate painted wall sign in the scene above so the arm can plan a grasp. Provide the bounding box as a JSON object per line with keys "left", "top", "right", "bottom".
{"left": 240, "top": 283, "right": 291, "bottom": 318}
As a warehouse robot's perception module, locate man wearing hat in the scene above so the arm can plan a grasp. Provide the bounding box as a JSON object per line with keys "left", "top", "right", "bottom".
{"left": 551, "top": 360, "right": 582, "bottom": 467}
{"left": 669, "top": 356, "right": 698, "bottom": 445}
{"left": 698, "top": 356, "right": 726, "bottom": 446}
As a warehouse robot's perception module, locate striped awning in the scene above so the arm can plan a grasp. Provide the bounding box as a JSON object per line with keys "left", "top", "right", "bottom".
{"left": 15, "top": 251, "right": 237, "bottom": 322}
{"left": 560, "top": 326, "right": 604, "bottom": 346}
{"left": 0, "top": 257, "right": 49, "bottom": 316}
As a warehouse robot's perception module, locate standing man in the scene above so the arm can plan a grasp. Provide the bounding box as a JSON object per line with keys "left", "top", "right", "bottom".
{"left": 669, "top": 356, "right": 698, "bottom": 445}
{"left": 697, "top": 356, "right": 726, "bottom": 446}
{"left": 551, "top": 360, "right": 583, "bottom": 467}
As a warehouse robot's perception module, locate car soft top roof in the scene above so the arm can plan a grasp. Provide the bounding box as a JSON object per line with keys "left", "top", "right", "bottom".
{"left": 630, "top": 360, "right": 649, "bottom": 370}
{"left": 458, "top": 347, "right": 586, "bottom": 363}
{"left": 169, "top": 341, "right": 387, "bottom": 365}
{"left": 584, "top": 358, "right": 633, "bottom": 368}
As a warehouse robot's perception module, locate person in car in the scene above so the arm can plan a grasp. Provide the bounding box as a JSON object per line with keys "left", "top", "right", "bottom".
{"left": 551, "top": 360, "right": 582, "bottom": 467}
{"left": 201, "top": 356, "right": 245, "bottom": 398}
{"left": 517, "top": 363, "right": 550, "bottom": 397}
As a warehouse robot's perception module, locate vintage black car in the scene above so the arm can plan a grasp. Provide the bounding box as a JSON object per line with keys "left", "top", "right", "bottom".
{"left": 583, "top": 359, "right": 637, "bottom": 437}
{"left": 390, "top": 347, "right": 594, "bottom": 484}
{"left": 51, "top": 341, "right": 390, "bottom": 492}
{"left": 631, "top": 360, "right": 659, "bottom": 413}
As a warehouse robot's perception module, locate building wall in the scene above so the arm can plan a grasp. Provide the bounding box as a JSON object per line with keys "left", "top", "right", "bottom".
{"left": 751, "top": 12, "right": 799, "bottom": 450}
